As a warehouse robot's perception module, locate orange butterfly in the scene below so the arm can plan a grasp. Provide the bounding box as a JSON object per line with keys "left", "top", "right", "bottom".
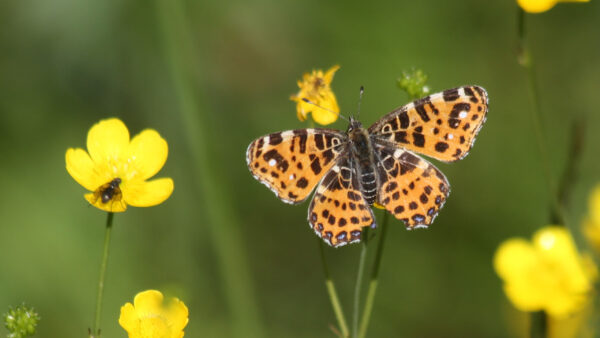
{"left": 247, "top": 86, "right": 487, "bottom": 247}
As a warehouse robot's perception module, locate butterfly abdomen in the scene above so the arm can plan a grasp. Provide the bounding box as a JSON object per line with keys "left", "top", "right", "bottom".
{"left": 349, "top": 127, "right": 378, "bottom": 205}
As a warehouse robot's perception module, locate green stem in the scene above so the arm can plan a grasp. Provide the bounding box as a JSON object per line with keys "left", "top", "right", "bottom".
{"left": 517, "top": 9, "right": 566, "bottom": 226}
{"left": 352, "top": 227, "right": 370, "bottom": 338}
{"left": 155, "top": 1, "right": 264, "bottom": 336}
{"left": 358, "top": 212, "right": 389, "bottom": 338}
{"left": 92, "top": 212, "right": 114, "bottom": 337}
{"left": 530, "top": 311, "right": 547, "bottom": 338}
{"left": 319, "top": 240, "right": 349, "bottom": 337}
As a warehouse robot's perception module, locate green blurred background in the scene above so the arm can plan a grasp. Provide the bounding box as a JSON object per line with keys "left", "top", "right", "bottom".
{"left": 1, "top": 0, "right": 599, "bottom": 337}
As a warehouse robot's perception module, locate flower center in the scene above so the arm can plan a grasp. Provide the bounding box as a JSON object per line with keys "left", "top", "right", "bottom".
{"left": 311, "top": 77, "right": 325, "bottom": 92}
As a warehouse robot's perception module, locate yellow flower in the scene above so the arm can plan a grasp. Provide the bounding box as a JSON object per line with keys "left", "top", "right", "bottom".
{"left": 582, "top": 184, "right": 600, "bottom": 253}
{"left": 290, "top": 65, "right": 340, "bottom": 125}
{"left": 517, "top": 0, "right": 589, "bottom": 13}
{"left": 493, "top": 226, "right": 597, "bottom": 318}
{"left": 66, "top": 118, "right": 173, "bottom": 212}
{"left": 119, "top": 290, "right": 189, "bottom": 338}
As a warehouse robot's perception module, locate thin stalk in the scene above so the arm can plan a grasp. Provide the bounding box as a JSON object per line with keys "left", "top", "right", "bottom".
{"left": 352, "top": 227, "right": 370, "bottom": 338}
{"left": 319, "top": 240, "right": 349, "bottom": 337}
{"left": 92, "top": 212, "right": 114, "bottom": 337}
{"left": 155, "top": 1, "right": 264, "bottom": 336}
{"left": 517, "top": 9, "right": 567, "bottom": 227}
{"left": 358, "top": 212, "right": 389, "bottom": 338}
{"left": 530, "top": 311, "right": 547, "bottom": 338}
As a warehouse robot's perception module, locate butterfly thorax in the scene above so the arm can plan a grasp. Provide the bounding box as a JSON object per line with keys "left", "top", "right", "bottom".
{"left": 347, "top": 120, "right": 378, "bottom": 205}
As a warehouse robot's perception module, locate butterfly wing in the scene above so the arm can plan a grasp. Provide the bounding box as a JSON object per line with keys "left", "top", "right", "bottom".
{"left": 374, "top": 144, "right": 450, "bottom": 227}
{"left": 308, "top": 156, "right": 375, "bottom": 247}
{"left": 369, "top": 86, "right": 488, "bottom": 162}
{"left": 247, "top": 129, "right": 346, "bottom": 204}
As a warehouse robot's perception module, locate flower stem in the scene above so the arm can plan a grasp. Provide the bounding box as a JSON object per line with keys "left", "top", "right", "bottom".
{"left": 352, "top": 227, "right": 370, "bottom": 338}
{"left": 319, "top": 240, "right": 349, "bottom": 337}
{"left": 358, "top": 211, "right": 389, "bottom": 338}
{"left": 92, "top": 212, "right": 114, "bottom": 337}
{"left": 517, "top": 9, "right": 567, "bottom": 226}
{"left": 530, "top": 311, "right": 547, "bottom": 338}
{"left": 155, "top": 1, "right": 265, "bottom": 336}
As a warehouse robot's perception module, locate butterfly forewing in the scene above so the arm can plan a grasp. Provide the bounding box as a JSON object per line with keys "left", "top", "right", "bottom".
{"left": 308, "top": 157, "right": 375, "bottom": 247}
{"left": 246, "top": 129, "right": 346, "bottom": 204}
{"left": 369, "top": 86, "right": 488, "bottom": 162}
{"left": 374, "top": 144, "right": 450, "bottom": 227}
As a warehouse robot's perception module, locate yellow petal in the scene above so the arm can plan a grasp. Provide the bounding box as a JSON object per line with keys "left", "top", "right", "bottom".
{"left": 312, "top": 91, "right": 339, "bottom": 125}
{"left": 65, "top": 148, "right": 106, "bottom": 191}
{"left": 84, "top": 192, "right": 127, "bottom": 213}
{"left": 127, "top": 129, "right": 169, "bottom": 180}
{"left": 290, "top": 94, "right": 309, "bottom": 121}
{"left": 87, "top": 118, "right": 130, "bottom": 165}
{"left": 123, "top": 178, "right": 174, "bottom": 207}
{"left": 517, "top": 0, "right": 588, "bottom": 12}
{"left": 166, "top": 298, "right": 189, "bottom": 334}
{"left": 517, "top": 0, "right": 557, "bottom": 12}
{"left": 119, "top": 303, "right": 140, "bottom": 333}
{"left": 134, "top": 290, "right": 164, "bottom": 315}
{"left": 493, "top": 238, "right": 536, "bottom": 279}
{"left": 323, "top": 65, "right": 340, "bottom": 85}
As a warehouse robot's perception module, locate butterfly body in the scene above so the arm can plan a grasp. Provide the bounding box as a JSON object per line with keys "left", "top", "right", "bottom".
{"left": 346, "top": 119, "right": 380, "bottom": 206}
{"left": 247, "top": 86, "right": 488, "bottom": 247}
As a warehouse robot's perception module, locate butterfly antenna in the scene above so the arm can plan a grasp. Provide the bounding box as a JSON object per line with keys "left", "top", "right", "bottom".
{"left": 356, "top": 86, "right": 364, "bottom": 120}
{"left": 301, "top": 98, "right": 349, "bottom": 122}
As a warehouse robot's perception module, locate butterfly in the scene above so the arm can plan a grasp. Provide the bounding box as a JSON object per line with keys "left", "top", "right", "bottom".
{"left": 246, "top": 86, "right": 488, "bottom": 247}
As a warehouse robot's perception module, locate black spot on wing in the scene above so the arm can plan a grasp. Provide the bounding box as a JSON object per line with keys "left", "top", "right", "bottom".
{"left": 435, "top": 142, "right": 449, "bottom": 153}
{"left": 398, "top": 111, "right": 409, "bottom": 128}
{"left": 443, "top": 88, "right": 459, "bottom": 101}
{"left": 268, "top": 132, "right": 282, "bottom": 145}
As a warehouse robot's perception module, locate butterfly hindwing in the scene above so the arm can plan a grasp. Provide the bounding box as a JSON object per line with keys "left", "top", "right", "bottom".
{"left": 308, "top": 157, "right": 375, "bottom": 247}
{"left": 246, "top": 129, "right": 346, "bottom": 204}
{"left": 369, "top": 85, "right": 488, "bottom": 162}
{"left": 374, "top": 144, "right": 450, "bottom": 227}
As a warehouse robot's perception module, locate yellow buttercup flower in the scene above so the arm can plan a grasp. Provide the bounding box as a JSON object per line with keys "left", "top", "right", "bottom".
{"left": 517, "top": 0, "right": 589, "bottom": 13}
{"left": 290, "top": 65, "right": 340, "bottom": 125}
{"left": 66, "top": 118, "right": 173, "bottom": 212}
{"left": 494, "top": 226, "right": 597, "bottom": 318}
{"left": 582, "top": 184, "right": 600, "bottom": 253}
{"left": 119, "top": 290, "right": 189, "bottom": 338}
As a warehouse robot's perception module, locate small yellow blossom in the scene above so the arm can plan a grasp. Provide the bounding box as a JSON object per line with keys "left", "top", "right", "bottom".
{"left": 290, "top": 65, "right": 340, "bottom": 125}
{"left": 494, "top": 226, "right": 597, "bottom": 318}
{"left": 66, "top": 118, "right": 173, "bottom": 212}
{"left": 582, "top": 184, "right": 600, "bottom": 253}
{"left": 517, "top": 0, "right": 589, "bottom": 13}
{"left": 119, "top": 290, "right": 189, "bottom": 338}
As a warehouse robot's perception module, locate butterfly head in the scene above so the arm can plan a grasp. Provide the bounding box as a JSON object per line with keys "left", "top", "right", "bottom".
{"left": 347, "top": 116, "right": 363, "bottom": 132}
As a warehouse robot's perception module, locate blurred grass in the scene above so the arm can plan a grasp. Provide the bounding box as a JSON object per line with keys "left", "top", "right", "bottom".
{"left": 0, "top": 0, "right": 599, "bottom": 337}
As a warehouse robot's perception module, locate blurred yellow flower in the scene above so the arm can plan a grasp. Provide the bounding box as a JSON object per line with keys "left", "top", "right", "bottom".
{"left": 517, "top": 0, "right": 589, "bottom": 13}
{"left": 290, "top": 65, "right": 340, "bottom": 125}
{"left": 583, "top": 184, "right": 600, "bottom": 253}
{"left": 119, "top": 290, "right": 189, "bottom": 338}
{"left": 66, "top": 118, "right": 174, "bottom": 212}
{"left": 494, "top": 226, "right": 597, "bottom": 318}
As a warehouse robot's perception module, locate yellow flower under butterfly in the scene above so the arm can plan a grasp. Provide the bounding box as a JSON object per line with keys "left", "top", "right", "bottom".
{"left": 517, "top": 0, "right": 589, "bottom": 13}
{"left": 494, "top": 226, "right": 597, "bottom": 317}
{"left": 66, "top": 118, "right": 173, "bottom": 212}
{"left": 119, "top": 290, "right": 189, "bottom": 338}
{"left": 290, "top": 65, "right": 340, "bottom": 126}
